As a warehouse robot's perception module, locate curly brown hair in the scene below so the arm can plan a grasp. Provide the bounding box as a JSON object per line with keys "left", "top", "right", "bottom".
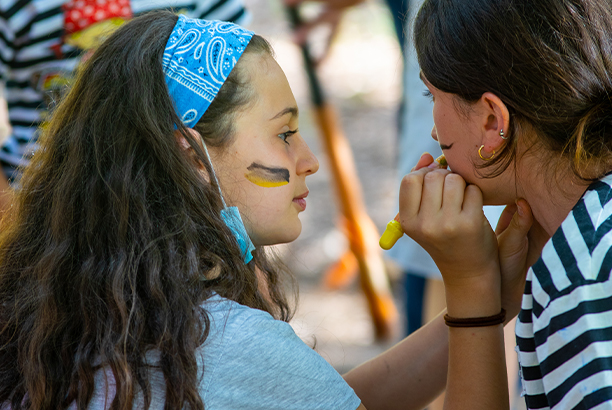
{"left": 0, "top": 10, "right": 294, "bottom": 410}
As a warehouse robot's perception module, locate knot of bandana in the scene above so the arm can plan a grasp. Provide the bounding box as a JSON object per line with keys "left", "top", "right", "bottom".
{"left": 162, "top": 15, "right": 254, "bottom": 127}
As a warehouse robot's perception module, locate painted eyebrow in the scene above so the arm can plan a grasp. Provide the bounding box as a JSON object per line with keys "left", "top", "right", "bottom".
{"left": 270, "top": 106, "right": 298, "bottom": 121}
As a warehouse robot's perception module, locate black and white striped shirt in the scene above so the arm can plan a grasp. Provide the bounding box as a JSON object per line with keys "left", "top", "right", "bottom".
{"left": 516, "top": 174, "right": 612, "bottom": 409}
{"left": 0, "top": 0, "right": 249, "bottom": 182}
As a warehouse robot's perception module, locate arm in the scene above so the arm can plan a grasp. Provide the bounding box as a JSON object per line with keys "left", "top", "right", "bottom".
{"left": 344, "top": 311, "right": 448, "bottom": 410}
{"left": 409, "top": 169, "right": 510, "bottom": 410}
{"left": 282, "top": 0, "right": 365, "bottom": 65}
{"left": 345, "top": 154, "right": 533, "bottom": 410}
{"left": 396, "top": 166, "right": 509, "bottom": 410}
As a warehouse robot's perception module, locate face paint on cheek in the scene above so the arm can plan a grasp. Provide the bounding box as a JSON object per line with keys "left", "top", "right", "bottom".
{"left": 245, "top": 162, "right": 290, "bottom": 188}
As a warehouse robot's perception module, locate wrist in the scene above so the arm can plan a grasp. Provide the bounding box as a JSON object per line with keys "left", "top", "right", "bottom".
{"left": 444, "top": 308, "right": 505, "bottom": 327}
{"left": 444, "top": 270, "right": 501, "bottom": 318}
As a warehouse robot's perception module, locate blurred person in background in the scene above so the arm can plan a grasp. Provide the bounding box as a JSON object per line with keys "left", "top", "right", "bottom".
{"left": 0, "top": 0, "right": 249, "bottom": 212}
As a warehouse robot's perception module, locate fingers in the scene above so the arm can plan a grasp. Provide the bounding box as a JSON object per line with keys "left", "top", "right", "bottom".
{"left": 498, "top": 199, "right": 533, "bottom": 255}
{"left": 442, "top": 173, "right": 467, "bottom": 211}
{"left": 399, "top": 168, "right": 432, "bottom": 218}
{"left": 421, "top": 170, "right": 448, "bottom": 214}
{"left": 400, "top": 168, "right": 463, "bottom": 227}
{"left": 411, "top": 152, "right": 435, "bottom": 171}
{"left": 495, "top": 203, "right": 517, "bottom": 235}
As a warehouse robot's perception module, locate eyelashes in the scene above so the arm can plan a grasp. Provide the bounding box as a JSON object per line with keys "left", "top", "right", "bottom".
{"left": 278, "top": 129, "right": 298, "bottom": 144}
{"left": 422, "top": 89, "right": 433, "bottom": 101}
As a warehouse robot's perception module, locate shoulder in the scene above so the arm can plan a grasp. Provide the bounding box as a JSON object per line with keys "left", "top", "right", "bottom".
{"left": 201, "top": 294, "right": 330, "bottom": 372}
{"left": 515, "top": 176, "right": 612, "bottom": 409}
{"left": 199, "top": 295, "right": 361, "bottom": 410}
{"left": 531, "top": 175, "right": 612, "bottom": 301}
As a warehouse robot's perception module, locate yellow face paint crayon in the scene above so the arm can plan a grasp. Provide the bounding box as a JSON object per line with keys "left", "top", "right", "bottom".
{"left": 379, "top": 154, "right": 447, "bottom": 250}
{"left": 379, "top": 215, "right": 403, "bottom": 250}
{"left": 435, "top": 154, "right": 447, "bottom": 167}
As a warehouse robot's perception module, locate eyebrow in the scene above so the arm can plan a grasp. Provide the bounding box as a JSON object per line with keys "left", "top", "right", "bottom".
{"left": 270, "top": 106, "right": 298, "bottom": 121}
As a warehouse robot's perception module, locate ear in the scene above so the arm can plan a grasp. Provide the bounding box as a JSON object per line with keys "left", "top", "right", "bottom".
{"left": 173, "top": 128, "right": 201, "bottom": 150}
{"left": 174, "top": 128, "right": 206, "bottom": 170}
{"left": 478, "top": 92, "right": 510, "bottom": 152}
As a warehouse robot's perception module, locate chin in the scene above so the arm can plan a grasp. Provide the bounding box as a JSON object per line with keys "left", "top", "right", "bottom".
{"left": 256, "top": 222, "right": 302, "bottom": 246}
{"left": 278, "top": 225, "right": 302, "bottom": 244}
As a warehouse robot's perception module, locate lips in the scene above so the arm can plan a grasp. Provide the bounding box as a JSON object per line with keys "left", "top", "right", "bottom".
{"left": 293, "top": 191, "right": 308, "bottom": 211}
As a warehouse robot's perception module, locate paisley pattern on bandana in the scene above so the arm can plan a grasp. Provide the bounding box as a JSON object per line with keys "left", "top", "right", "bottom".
{"left": 162, "top": 16, "right": 254, "bottom": 126}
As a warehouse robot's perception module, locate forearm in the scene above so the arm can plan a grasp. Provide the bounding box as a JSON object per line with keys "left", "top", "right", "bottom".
{"left": 343, "top": 312, "right": 448, "bottom": 410}
{"left": 446, "top": 325, "right": 508, "bottom": 410}
{"left": 444, "top": 276, "right": 509, "bottom": 410}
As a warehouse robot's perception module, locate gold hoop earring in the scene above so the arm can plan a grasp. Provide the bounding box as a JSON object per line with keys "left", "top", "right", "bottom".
{"left": 478, "top": 145, "right": 495, "bottom": 161}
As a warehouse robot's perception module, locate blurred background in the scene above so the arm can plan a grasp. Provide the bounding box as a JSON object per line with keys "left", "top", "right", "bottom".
{"left": 242, "top": 3, "right": 526, "bottom": 409}
{"left": 243, "top": 0, "right": 406, "bottom": 373}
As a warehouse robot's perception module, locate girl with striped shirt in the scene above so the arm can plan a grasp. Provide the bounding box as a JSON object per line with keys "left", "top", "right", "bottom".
{"left": 399, "top": 0, "right": 612, "bottom": 408}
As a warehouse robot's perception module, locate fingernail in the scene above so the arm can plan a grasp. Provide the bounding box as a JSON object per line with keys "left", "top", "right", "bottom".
{"left": 516, "top": 201, "right": 524, "bottom": 217}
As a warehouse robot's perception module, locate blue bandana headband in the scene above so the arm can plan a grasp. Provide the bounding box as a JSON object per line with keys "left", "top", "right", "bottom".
{"left": 162, "top": 16, "right": 256, "bottom": 264}
{"left": 162, "top": 15, "right": 254, "bottom": 127}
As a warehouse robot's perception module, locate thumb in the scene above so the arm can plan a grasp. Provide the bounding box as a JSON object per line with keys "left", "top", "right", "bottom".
{"left": 498, "top": 199, "right": 533, "bottom": 255}
{"left": 494, "top": 203, "right": 517, "bottom": 235}
{"left": 410, "top": 152, "right": 435, "bottom": 172}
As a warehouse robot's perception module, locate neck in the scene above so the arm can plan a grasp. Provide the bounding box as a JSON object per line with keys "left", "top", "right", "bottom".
{"left": 517, "top": 158, "right": 591, "bottom": 237}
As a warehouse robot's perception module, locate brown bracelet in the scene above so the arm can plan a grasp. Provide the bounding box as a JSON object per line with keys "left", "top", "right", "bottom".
{"left": 444, "top": 308, "right": 506, "bottom": 327}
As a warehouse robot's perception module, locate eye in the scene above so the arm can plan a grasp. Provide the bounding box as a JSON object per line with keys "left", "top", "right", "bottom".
{"left": 278, "top": 129, "right": 298, "bottom": 144}
{"left": 422, "top": 89, "right": 433, "bottom": 101}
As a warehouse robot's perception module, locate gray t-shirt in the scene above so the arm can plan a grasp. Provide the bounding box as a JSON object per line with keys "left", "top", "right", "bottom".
{"left": 77, "top": 295, "right": 362, "bottom": 409}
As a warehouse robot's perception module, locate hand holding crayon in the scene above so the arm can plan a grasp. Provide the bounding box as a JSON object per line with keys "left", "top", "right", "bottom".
{"left": 379, "top": 154, "right": 448, "bottom": 250}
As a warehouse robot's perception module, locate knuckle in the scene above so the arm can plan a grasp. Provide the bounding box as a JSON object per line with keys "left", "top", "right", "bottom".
{"left": 445, "top": 173, "right": 465, "bottom": 185}
{"left": 423, "top": 170, "right": 441, "bottom": 182}
{"left": 419, "top": 224, "right": 437, "bottom": 240}
{"left": 401, "top": 172, "right": 422, "bottom": 188}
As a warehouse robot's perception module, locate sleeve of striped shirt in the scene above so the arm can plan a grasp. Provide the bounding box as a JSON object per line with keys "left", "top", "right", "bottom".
{"left": 0, "top": 2, "right": 17, "bottom": 82}
{"left": 525, "top": 185, "right": 612, "bottom": 409}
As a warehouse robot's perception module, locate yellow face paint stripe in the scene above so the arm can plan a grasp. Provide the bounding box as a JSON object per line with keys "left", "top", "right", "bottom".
{"left": 245, "top": 173, "right": 289, "bottom": 188}
{"left": 245, "top": 163, "right": 290, "bottom": 188}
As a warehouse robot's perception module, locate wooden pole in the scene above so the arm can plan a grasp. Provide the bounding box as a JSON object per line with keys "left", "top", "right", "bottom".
{"left": 286, "top": 6, "right": 398, "bottom": 340}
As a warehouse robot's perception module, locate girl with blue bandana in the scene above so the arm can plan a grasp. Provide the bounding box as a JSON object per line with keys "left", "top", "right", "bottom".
{"left": 0, "top": 9, "right": 470, "bottom": 410}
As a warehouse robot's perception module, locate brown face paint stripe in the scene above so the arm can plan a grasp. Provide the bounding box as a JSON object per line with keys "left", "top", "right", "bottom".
{"left": 245, "top": 163, "right": 290, "bottom": 188}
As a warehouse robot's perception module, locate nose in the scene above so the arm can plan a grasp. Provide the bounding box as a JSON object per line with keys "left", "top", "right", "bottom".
{"left": 431, "top": 125, "right": 438, "bottom": 141}
{"left": 296, "top": 138, "right": 319, "bottom": 176}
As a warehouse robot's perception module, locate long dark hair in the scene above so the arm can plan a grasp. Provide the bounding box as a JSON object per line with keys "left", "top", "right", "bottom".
{"left": 0, "top": 10, "right": 294, "bottom": 410}
{"left": 414, "top": 0, "right": 612, "bottom": 180}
